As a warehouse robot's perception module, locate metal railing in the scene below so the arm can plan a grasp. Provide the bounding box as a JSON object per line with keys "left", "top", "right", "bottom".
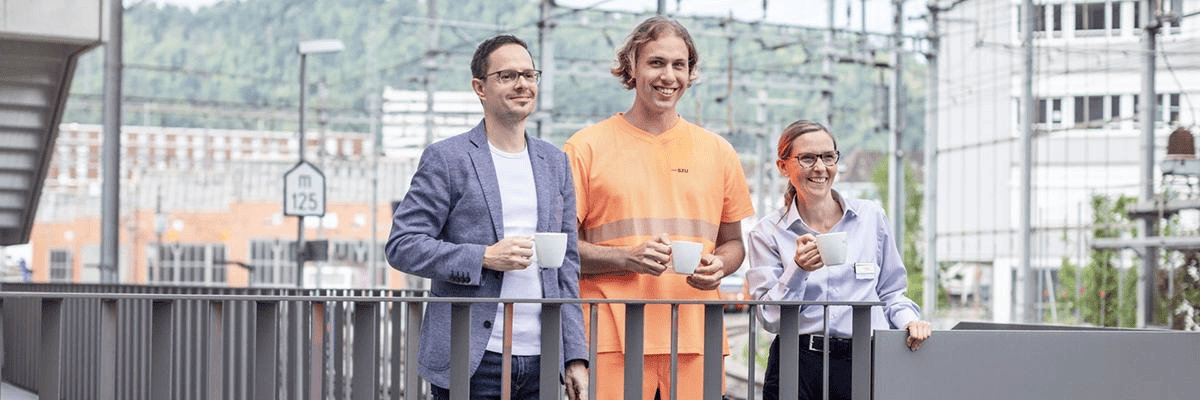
{"left": 1, "top": 283, "right": 880, "bottom": 400}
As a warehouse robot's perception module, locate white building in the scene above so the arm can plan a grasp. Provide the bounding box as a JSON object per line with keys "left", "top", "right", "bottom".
{"left": 937, "top": 0, "right": 1200, "bottom": 322}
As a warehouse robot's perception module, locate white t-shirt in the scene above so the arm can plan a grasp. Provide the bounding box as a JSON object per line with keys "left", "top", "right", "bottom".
{"left": 485, "top": 142, "right": 544, "bottom": 355}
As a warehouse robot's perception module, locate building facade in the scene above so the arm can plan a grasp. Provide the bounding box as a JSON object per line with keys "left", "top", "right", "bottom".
{"left": 30, "top": 122, "right": 420, "bottom": 288}
{"left": 937, "top": 0, "right": 1199, "bottom": 321}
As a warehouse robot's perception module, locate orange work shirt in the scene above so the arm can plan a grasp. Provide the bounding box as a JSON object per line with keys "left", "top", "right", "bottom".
{"left": 564, "top": 114, "right": 754, "bottom": 355}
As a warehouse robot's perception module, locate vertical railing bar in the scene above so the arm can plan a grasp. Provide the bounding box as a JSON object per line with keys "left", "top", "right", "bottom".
{"left": 76, "top": 299, "right": 86, "bottom": 399}
{"left": 100, "top": 299, "right": 117, "bottom": 400}
{"left": 352, "top": 301, "right": 381, "bottom": 400}
{"left": 208, "top": 300, "right": 225, "bottom": 400}
{"left": 503, "top": 302, "right": 514, "bottom": 400}
{"left": 253, "top": 300, "right": 279, "bottom": 400}
{"left": 704, "top": 304, "right": 724, "bottom": 400}
{"left": 850, "top": 305, "right": 872, "bottom": 400}
{"left": 588, "top": 303, "right": 598, "bottom": 400}
{"left": 624, "top": 303, "right": 645, "bottom": 400}
{"left": 333, "top": 300, "right": 346, "bottom": 399}
{"left": 151, "top": 300, "right": 174, "bottom": 400}
{"left": 779, "top": 304, "right": 799, "bottom": 400}
{"left": 449, "top": 302, "right": 472, "bottom": 400}
{"left": 822, "top": 305, "right": 830, "bottom": 400}
{"left": 390, "top": 300, "right": 402, "bottom": 400}
{"left": 670, "top": 303, "right": 679, "bottom": 400}
{"left": 312, "top": 301, "right": 327, "bottom": 400}
{"left": 405, "top": 301, "right": 423, "bottom": 400}
{"left": 287, "top": 300, "right": 298, "bottom": 400}
{"left": 301, "top": 299, "right": 313, "bottom": 400}
{"left": 183, "top": 300, "right": 192, "bottom": 400}
{"left": 747, "top": 304, "right": 757, "bottom": 400}
{"left": 540, "top": 303, "right": 562, "bottom": 400}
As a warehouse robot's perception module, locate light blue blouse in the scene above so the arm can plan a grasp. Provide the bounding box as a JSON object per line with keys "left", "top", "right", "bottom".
{"left": 746, "top": 191, "right": 920, "bottom": 336}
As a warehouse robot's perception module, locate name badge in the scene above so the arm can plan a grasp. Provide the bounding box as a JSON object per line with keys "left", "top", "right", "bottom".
{"left": 854, "top": 262, "right": 877, "bottom": 280}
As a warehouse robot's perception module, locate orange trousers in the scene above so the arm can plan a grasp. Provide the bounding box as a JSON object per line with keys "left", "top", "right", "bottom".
{"left": 594, "top": 352, "right": 725, "bottom": 400}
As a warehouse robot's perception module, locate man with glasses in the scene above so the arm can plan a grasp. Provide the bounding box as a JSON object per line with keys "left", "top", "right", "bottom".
{"left": 387, "top": 34, "right": 588, "bottom": 400}
{"left": 564, "top": 16, "right": 754, "bottom": 399}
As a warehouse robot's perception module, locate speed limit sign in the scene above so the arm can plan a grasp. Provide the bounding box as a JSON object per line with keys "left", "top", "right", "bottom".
{"left": 283, "top": 161, "right": 326, "bottom": 216}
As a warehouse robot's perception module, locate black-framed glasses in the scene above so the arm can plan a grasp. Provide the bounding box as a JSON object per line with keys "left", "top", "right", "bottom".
{"left": 788, "top": 151, "right": 840, "bottom": 168}
{"left": 483, "top": 69, "right": 541, "bottom": 85}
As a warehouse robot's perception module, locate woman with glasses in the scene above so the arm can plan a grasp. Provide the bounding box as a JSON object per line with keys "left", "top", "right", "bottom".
{"left": 746, "top": 120, "right": 932, "bottom": 400}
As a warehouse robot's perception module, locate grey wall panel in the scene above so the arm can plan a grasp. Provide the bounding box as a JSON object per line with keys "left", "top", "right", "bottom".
{"left": 873, "top": 329, "right": 1200, "bottom": 400}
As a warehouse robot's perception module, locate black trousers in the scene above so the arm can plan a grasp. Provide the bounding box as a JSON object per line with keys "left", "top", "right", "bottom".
{"left": 762, "top": 335, "right": 853, "bottom": 400}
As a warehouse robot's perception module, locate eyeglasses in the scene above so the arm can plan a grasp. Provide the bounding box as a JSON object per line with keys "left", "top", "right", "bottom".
{"left": 788, "top": 151, "right": 840, "bottom": 168}
{"left": 483, "top": 69, "right": 541, "bottom": 85}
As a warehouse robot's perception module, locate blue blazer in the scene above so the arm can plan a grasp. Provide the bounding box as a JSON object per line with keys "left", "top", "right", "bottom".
{"left": 385, "top": 121, "right": 586, "bottom": 389}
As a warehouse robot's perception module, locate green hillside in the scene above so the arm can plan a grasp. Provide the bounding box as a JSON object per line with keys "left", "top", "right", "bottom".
{"left": 64, "top": 0, "right": 927, "bottom": 152}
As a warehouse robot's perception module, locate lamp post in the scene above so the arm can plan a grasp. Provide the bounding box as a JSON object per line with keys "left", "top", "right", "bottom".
{"left": 296, "top": 39, "right": 343, "bottom": 287}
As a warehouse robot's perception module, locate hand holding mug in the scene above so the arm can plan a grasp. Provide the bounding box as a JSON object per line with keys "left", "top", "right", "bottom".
{"left": 686, "top": 253, "right": 725, "bottom": 291}
{"left": 626, "top": 233, "right": 671, "bottom": 276}
{"left": 484, "top": 236, "right": 534, "bottom": 272}
{"left": 792, "top": 234, "right": 823, "bottom": 272}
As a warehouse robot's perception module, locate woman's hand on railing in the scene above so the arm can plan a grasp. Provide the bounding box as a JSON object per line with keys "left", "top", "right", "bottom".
{"left": 904, "top": 320, "right": 933, "bottom": 351}
{"left": 564, "top": 359, "right": 589, "bottom": 400}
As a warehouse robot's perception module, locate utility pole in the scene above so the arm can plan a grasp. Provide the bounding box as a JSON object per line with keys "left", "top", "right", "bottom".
{"left": 369, "top": 94, "right": 381, "bottom": 287}
{"left": 756, "top": 90, "right": 768, "bottom": 221}
{"left": 424, "top": 0, "right": 439, "bottom": 148}
{"left": 538, "top": 0, "right": 555, "bottom": 139}
{"left": 888, "top": 0, "right": 905, "bottom": 245}
{"left": 657, "top": 0, "right": 667, "bottom": 15}
{"left": 725, "top": 12, "right": 735, "bottom": 134}
{"left": 1017, "top": 0, "right": 1035, "bottom": 323}
{"left": 1138, "top": 0, "right": 1161, "bottom": 328}
{"left": 101, "top": 0, "right": 123, "bottom": 283}
{"left": 822, "top": 0, "right": 835, "bottom": 125}
{"left": 923, "top": 0, "right": 941, "bottom": 317}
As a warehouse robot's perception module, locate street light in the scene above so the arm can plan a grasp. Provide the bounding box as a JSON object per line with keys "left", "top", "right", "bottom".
{"left": 295, "top": 38, "right": 343, "bottom": 288}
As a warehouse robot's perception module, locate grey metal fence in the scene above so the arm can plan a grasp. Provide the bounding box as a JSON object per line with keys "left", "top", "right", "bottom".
{"left": 1, "top": 283, "right": 879, "bottom": 400}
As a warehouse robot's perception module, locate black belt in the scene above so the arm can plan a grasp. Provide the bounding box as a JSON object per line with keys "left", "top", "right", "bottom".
{"left": 800, "top": 334, "right": 853, "bottom": 357}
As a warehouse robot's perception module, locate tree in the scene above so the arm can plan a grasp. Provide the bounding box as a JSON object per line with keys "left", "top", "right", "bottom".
{"left": 872, "top": 157, "right": 948, "bottom": 311}
{"left": 1056, "top": 194, "right": 1138, "bottom": 327}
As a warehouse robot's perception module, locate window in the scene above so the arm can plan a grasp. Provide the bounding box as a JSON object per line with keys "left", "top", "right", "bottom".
{"left": 50, "top": 250, "right": 72, "bottom": 282}
{"left": 1135, "top": 1, "right": 1141, "bottom": 28}
{"left": 1111, "top": 95, "right": 1121, "bottom": 119}
{"left": 1037, "top": 99, "right": 1048, "bottom": 123}
{"left": 151, "top": 243, "right": 228, "bottom": 284}
{"left": 249, "top": 240, "right": 297, "bottom": 286}
{"left": 1111, "top": 2, "right": 1121, "bottom": 30}
{"left": 1169, "top": 93, "right": 1180, "bottom": 124}
{"left": 1076, "top": 2, "right": 1107, "bottom": 31}
{"left": 1053, "top": 4, "right": 1063, "bottom": 31}
{"left": 1034, "top": 5, "right": 1047, "bottom": 32}
{"left": 1089, "top": 96, "right": 1104, "bottom": 122}
{"left": 1052, "top": 99, "right": 1063, "bottom": 124}
{"left": 1133, "top": 93, "right": 1179, "bottom": 124}
{"left": 1074, "top": 95, "right": 1108, "bottom": 126}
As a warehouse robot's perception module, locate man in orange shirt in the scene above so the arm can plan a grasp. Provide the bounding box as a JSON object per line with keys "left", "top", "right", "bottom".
{"left": 563, "top": 16, "right": 754, "bottom": 400}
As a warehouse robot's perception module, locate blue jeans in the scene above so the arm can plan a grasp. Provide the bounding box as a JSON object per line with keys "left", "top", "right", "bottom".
{"left": 431, "top": 351, "right": 542, "bottom": 400}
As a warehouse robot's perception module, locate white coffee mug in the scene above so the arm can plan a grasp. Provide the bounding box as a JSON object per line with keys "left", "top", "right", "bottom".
{"left": 533, "top": 232, "right": 568, "bottom": 268}
{"left": 814, "top": 232, "right": 847, "bottom": 266}
{"left": 670, "top": 240, "right": 704, "bottom": 275}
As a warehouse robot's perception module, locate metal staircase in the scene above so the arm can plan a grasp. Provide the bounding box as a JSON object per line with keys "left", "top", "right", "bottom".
{"left": 0, "top": 0, "right": 102, "bottom": 244}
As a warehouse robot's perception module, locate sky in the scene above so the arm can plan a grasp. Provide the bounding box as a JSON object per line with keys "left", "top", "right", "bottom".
{"left": 145, "top": 0, "right": 929, "bottom": 35}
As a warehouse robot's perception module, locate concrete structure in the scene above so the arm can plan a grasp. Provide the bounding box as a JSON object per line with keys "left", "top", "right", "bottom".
{"left": 936, "top": 0, "right": 1200, "bottom": 322}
